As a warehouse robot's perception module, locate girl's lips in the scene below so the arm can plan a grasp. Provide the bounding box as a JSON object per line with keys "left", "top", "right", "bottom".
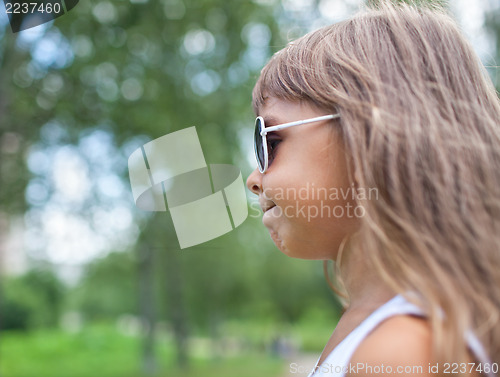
{"left": 260, "top": 199, "right": 276, "bottom": 213}
{"left": 262, "top": 206, "right": 285, "bottom": 251}
{"left": 262, "top": 205, "right": 280, "bottom": 225}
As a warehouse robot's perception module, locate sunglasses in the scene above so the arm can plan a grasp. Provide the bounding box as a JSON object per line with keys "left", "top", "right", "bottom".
{"left": 254, "top": 113, "right": 340, "bottom": 173}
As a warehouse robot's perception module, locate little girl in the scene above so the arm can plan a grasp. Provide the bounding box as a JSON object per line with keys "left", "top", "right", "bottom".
{"left": 246, "top": 2, "right": 500, "bottom": 376}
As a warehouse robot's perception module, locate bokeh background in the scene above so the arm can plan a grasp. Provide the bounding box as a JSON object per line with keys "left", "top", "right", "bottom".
{"left": 0, "top": 0, "right": 499, "bottom": 376}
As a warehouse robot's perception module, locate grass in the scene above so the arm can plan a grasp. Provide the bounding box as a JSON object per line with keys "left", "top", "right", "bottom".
{"left": 1, "top": 316, "right": 337, "bottom": 377}
{"left": 0, "top": 324, "right": 285, "bottom": 377}
{"left": 168, "top": 357, "right": 285, "bottom": 377}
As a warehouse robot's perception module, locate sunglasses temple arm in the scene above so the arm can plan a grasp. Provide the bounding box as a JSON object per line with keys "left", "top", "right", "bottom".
{"left": 261, "top": 114, "right": 340, "bottom": 136}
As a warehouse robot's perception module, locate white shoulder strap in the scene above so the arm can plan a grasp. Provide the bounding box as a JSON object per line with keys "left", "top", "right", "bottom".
{"left": 310, "top": 295, "right": 424, "bottom": 377}
{"left": 309, "top": 295, "right": 496, "bottom": 377}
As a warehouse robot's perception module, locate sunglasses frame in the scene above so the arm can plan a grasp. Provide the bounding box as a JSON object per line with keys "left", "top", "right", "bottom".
{"left": 254, "top": 113, "right": 340, "bottom": 173}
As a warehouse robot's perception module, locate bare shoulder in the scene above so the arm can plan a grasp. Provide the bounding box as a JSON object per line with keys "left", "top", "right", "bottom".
{"left": 346, "top": 314, "right": 434, "bottom": 376}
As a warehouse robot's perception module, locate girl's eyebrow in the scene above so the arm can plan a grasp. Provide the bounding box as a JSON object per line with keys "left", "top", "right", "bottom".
{"left": 262, "top": 116, "right": 282, "bottom": 127}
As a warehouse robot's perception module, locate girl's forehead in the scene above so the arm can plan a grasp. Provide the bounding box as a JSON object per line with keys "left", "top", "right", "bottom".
{"left": 257, "top": 103, "right": 294, "bottom": 125}
{"left": 259, "top": 97, "right": 317, "bottom": 117}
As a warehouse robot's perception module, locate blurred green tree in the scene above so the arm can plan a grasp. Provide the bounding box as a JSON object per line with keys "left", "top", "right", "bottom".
{"left": 70, "top": 251, "right": 137, "bottom": 320}
{"left": 0, "top": 0, "right": 281, "bottom": 365}
{"left": 1, "top": 268, "right": 64, "bottom": 330}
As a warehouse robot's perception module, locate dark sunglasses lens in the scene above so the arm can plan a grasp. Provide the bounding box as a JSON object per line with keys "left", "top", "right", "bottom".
{"left": 254, "top": 118, "right": 265, "bottom": 171}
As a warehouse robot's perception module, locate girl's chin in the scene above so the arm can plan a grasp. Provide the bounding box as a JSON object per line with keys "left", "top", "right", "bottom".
{"left": 268, "top": 230, "right": 311, "bottom": 259}
{"left": 268, "top": 228, "right": 285, "bottom": 251}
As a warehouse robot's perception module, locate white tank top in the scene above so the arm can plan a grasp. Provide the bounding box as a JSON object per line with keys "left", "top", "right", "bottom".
{"left": 307, "top": 294, "right": 495, "bottom": 377}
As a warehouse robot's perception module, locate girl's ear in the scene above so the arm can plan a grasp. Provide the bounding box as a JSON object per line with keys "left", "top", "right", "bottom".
{"left": 352, "top": 168, "right": 362, "bottom": 190}
{"left": 345, "top": 152, "right": 361, "bottom": 190}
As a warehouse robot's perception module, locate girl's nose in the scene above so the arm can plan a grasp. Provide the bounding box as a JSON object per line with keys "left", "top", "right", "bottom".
{"left": 246, "top": 168, "right": 263, "bottom": 196}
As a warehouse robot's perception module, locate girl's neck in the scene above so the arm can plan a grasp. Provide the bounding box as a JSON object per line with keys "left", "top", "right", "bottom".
{"left": 340, "top": 246, "right": 396, "bottom": 313}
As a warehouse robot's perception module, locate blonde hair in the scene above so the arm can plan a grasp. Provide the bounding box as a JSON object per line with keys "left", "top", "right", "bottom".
{"left": 253, "top": 1, "right": 500, "bottom": 370}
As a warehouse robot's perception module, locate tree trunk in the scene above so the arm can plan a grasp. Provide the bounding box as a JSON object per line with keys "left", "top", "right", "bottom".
{"left": 137, "top": 244, "right": 157, "bottom": 375}
{"left": 163, "top": 243, "right": 189, "bottom": 369}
